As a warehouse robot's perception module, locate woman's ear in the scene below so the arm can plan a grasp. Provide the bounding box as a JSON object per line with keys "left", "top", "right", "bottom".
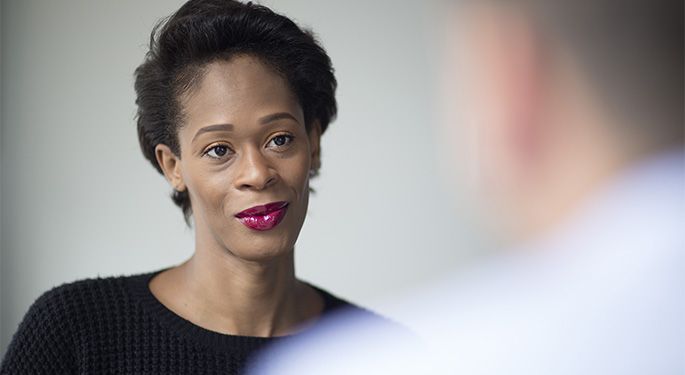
{"left": 155, "top": 144, "right": 187, "bottom": 192}
{"left": 308, "top": 119, "right": 322, "bottom": 171}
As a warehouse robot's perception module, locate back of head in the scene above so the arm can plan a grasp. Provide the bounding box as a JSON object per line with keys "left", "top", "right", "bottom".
{"left": 444, "top": 0, "right": 683, "bottom": 239}
{"left": 506, "top": 0, "right": 683, "bottom": 151}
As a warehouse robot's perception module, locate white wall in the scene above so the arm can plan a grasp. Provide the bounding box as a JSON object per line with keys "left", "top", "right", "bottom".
{"left": 0, "top": 0, "right": 483, "bottom": 355}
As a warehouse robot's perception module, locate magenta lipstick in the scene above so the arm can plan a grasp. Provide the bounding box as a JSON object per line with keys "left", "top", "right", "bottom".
{"left": 235, "top": 201, "right": 289, "bottom": 231}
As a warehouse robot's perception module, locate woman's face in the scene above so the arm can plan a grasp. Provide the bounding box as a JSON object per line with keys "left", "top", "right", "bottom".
{"left": 157, "top": 55, "right": 320, "bottom": 262}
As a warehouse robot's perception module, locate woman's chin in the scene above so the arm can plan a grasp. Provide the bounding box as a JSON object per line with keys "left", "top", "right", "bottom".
{"left": 220, "top": 217, "right": 303, "bottom": 263}
{"left": 222, "top": 232, "right": 297, "bottom": 263}
{"left": 229, "top": 246, "right": 294, "bottom": 263}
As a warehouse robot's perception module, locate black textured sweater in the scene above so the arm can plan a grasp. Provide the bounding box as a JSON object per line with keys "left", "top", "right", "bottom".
{"left": 0, "top": 271, "right": 383, "bottom": 374}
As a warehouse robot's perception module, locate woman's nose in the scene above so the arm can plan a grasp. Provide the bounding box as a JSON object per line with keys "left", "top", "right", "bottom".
{"left": 233, "top": 148, "right": 277, "bottom": 190}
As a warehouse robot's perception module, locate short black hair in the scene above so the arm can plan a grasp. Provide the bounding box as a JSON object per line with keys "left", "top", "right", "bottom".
{"left": 135, "top": 0, "right": 337, "bottom": 223}
{"left": 504, "top": 0, "right": 683, "bottom": 148}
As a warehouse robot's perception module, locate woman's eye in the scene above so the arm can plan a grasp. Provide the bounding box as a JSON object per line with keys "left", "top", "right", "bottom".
{"left": 268, "top": 134, "right": 294, "bottom": 148}
{"left": 205, "top": 145, "right": 231, "bottom": 159}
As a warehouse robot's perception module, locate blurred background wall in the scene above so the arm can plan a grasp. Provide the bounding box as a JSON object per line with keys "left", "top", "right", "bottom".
{"left": 0, "top": 0, "right": 483, "bottom": 355}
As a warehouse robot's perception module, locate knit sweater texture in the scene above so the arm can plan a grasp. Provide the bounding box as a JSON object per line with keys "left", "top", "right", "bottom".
{"left": 0, "top": 271, "right": 386, "bottom": 374}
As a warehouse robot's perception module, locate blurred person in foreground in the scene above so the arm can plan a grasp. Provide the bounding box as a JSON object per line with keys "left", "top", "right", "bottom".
{"left": 250, "top": 0, "right": 684, "bottom": 373}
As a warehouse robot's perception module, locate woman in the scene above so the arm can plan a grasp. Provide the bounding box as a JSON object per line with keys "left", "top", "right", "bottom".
{"left": 0, "top": 1, "right": 393, "bottom": 373}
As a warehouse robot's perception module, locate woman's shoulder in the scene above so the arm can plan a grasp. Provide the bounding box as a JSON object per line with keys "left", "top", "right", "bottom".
{"left": 250, "top": 286, "right": 418, "bottom": 374}
{"left": 0, "top": 271, "right": 160, "bottom": 373}
{"left": 311, "top": 285, "right": 378, "bottom": 318}
{"left": 30, "top": 271, "right": 157, "bottom": 313}
{"left": 6, "top": 272, "right": 157, "bottom": 342}
{"left": 308, "top": 284, "right": 413, "bottom": 339}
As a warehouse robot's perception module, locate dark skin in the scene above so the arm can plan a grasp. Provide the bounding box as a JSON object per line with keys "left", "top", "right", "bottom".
{"left": 151, "top": 55, "right": 324, "bottom": 337}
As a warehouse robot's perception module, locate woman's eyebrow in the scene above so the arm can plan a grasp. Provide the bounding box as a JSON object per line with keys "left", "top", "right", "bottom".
{"left": 191, "top": 113, "right": 297, "bottom": 142}
{"left": 192, "top": 123, "right": 234, "bottom": 142}
{"left": 259, "top": 112, "right": 299, "bottom": 125}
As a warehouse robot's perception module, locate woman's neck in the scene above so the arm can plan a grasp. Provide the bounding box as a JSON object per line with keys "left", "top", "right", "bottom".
{"left": 149, "top": 244, "right": 323, "bottom": 337}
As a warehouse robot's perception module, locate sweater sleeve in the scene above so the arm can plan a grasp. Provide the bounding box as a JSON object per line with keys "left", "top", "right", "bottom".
{"left": 0, "top": 287, "right": 79, "bottom": 374}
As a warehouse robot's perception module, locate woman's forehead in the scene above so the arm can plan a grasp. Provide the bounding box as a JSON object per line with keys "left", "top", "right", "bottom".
{"left": 179, "top": 57, "right": 304, "bottom": 135}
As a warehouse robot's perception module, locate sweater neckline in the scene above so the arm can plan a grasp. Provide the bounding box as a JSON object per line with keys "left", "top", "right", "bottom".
{"left": 126, "top": 270, "right": 343, "bottom": 354}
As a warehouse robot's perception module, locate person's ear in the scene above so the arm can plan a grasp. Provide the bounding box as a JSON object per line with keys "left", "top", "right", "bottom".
{"left": 308, "top": 119, "right": 322, "bottom": 171}
{"left": 155, "top": 144, "right": 187, "bottom": 192}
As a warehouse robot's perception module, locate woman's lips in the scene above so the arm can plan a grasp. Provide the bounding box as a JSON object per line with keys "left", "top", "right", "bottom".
{"left": 235, "top": 201, "right": 289, "bottom": 231}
